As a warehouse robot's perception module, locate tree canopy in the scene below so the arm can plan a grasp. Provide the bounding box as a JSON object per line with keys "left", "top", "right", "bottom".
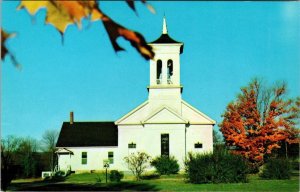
{"left": 220, "top": 79, "right": 299, "bottom": 166}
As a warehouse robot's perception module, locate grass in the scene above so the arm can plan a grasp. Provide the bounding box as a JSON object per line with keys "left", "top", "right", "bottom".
{"left": 8, "top": 171, "right": 299, "bottom": 191}
{"left": 140, "top": 174, "right": 299, "bottom": 191}
{"left": 65, "top": 173, "right": 107, "bottom": 183}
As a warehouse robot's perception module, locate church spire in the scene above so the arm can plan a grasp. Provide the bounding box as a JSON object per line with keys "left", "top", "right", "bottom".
{"left": 162, "top": 16, "right": 168, "bottom": 34}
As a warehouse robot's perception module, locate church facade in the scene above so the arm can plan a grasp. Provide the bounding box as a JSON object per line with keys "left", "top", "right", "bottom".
{"left": 56, "top": 18, "right": 215, "bottom": 173}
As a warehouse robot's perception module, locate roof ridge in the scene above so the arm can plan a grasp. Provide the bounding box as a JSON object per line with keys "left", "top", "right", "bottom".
{"left": 63, "top": 121, "right": 115, "bottom": 123}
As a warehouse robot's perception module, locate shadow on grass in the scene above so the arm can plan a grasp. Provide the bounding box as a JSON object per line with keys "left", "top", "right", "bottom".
{"left": 9, "top": 180, "right": 158, "bottom": 191}
{"left": 141, "top": 173, "right": 160, "bottom": 180}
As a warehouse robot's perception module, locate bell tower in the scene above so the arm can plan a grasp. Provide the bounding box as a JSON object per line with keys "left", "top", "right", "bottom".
{"left": 148, "top": 17, "right": 184, "bottom": 113}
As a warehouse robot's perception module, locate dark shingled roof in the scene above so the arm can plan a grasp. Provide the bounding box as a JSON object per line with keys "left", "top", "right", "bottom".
{"left": 149, "top": 34, "right": 184, "bottom": 54}
{"left": 150, "top": 34, "right": 181, "bottom": 44}
{"left": 56, "top": 122, "right": 118, "bottom": 147}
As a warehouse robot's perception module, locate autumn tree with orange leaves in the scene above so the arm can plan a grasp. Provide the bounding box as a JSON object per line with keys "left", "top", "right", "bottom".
{"left": 220, "top": 79, "right": 299, "bottom": 168}
{"left": 1, "top": 0, "right": 155, "bottom": 66}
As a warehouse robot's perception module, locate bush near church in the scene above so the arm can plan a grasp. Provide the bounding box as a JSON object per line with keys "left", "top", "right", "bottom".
{"left": 124, "top": 152, "right": 151, "bottom": 181}
{"left": 185, "top": 149, "right": 248, "bottom": 184}
{"left": 109, "top": 170, "right": 124, "bottom": 182}
{"left": 151, "top": 155, "right": 179, "bottom": 175}
{"left": 259, "top": 158, "right": 291, "bottom": 180}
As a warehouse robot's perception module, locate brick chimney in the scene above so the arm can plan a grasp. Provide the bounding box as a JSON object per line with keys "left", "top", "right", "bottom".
{"left": 70, "top": 111, "right": 74, "bottom": 124}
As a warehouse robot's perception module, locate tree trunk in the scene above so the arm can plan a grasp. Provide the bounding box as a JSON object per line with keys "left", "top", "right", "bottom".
{"left": 285, "top": 141, "right": 288, "bottom": 159}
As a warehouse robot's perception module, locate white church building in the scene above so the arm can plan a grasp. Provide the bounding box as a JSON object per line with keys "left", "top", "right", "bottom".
{"left": 56, "top": 18, "right": 215, "bottom": 173}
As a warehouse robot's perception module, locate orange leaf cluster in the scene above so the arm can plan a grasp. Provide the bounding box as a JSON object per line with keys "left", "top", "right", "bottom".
{"left": 1, "top": 29, "right": 10, "bottom": 60}
{"left": 17, "top": 0, "right": 154, "bottom": 60}
{"left": 220, "top": 79, "right": 299, "bottom": 165}
{"left": 1, "top": 29, "right": 19, "bottom": 68}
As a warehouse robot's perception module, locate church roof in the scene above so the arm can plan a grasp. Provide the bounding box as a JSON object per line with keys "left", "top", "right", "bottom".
{"left": 56, "top": 122, "right": 118, "bottom": 147}
{"left": 149, "top": 17, "right": 184, "bottom": 53}
{"left": 150, "top": 34, "right": 182, "bottom": 44}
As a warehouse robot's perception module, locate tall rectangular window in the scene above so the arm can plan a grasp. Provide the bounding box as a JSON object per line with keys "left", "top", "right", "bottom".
{"left": 161, "top": 134, "right": 169, "bottom": 157}
{"left": 81, "top": 152, "right": 87, "bottom": 165}
{"left": 108, "top": 152, "right": 114, "bottom": 164}
{"left": 156, "top": 60, "right": 162, "bottom": 84}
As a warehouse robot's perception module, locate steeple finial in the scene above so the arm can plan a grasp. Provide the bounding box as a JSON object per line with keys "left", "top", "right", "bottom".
{"left": 162, "top": 16, "right": 168, "bottom": 34}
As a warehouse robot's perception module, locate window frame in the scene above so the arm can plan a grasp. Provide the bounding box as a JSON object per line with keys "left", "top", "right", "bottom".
{"left": 156, "top": 60, "right": 162, "bottom": 84}
{"left": 161, "top": 134, "right": 170, "bottom": 157}
{"left": 108, "top": 151, "right": 114, "bottom": 164}
{"left": 81, "top": 152, "right": 87, "bottom": 165}
{"left": 167, "top": 59, "right": 173, "bottom": 84}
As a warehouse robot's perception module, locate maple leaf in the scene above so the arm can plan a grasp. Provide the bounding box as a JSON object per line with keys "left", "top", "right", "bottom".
{"left": 1, "top": 29, "right": 10, "bottom": 60}
{"left": 102, "top": 19, "right": 154, "bottom": 60}
{"left": 18, "top": 0, "right": 155, "bottom": 60}
{"left": 1, "top": 29, "right": 20, "bottom": 68}
{"left": 18, "top": 1, "right": 98, "bottom": 33}
{"left": 126, "top": 0, "right": 155, "bottom": 14}
{"left": 126, "top": 0, "right": 136, "bottom": 12}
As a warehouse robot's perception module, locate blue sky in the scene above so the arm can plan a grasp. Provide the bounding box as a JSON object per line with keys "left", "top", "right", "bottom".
{"left": 2, "top": 2, "right": 300, "bottom": 139}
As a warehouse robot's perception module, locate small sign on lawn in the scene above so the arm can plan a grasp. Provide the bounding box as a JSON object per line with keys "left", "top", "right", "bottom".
{"left": 103, "top": 159, "right": 110, "bottom": 168}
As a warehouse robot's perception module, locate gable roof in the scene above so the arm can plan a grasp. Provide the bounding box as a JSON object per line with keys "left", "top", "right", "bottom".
{"left": 181, "top": 100, "right": 216, "bottom": 125}
{"left": 55, "top": 148, "right": 74, "bottom": 154}
{"left": 142, "top": 106, "right": 188, "bottom": 124}
{"left": 115, "top": 101, "right": 149, "bottom": 125}
{"left": 56, "top": 122, "right": 118, "bottom": 147}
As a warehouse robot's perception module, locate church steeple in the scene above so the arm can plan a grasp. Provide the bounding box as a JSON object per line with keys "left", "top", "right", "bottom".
{"left": 162, "top": 16, "right": 168, "bottom": 34}
{"left": 150, "top": 17, "right": 183, "bottom": 49}
{"left": 147, "top": 16, "right": 184, "bottom": 107}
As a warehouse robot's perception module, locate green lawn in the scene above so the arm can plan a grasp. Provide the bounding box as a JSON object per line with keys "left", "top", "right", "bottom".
{"left": 9, "top": 171, "right": 299, "bottom": 191}
{"left": 141, "top": 174, "right": 299, "bottom": 191}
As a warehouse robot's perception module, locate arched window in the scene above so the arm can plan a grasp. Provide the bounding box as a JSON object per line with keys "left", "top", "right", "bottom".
{"left": 156, "top": 60, "right": 162, "bottom": 84}
{"left": 167, "top": 59, "right": 173, "bottom": 84}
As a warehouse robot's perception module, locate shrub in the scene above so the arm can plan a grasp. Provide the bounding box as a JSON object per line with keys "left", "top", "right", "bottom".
{"left": 124, "top": 152, "right": 151, "bottom": 180}
{"left": 259, "top": 158, "right": 291, "bottom": 179}
{"left": 247, "top": 162, "right": 260, "bottom": 174}
{"left": 185, "top": 149, "right": 248, "bottom": 184}
{"left": 151, "top": 156, "right": 179, "bottom": 175}
{"left": 109, "top": 170, "right": 124, "bottom": 182}
{"left": 51, "top": 171, "right": 66, "bottom": 182}
{"left": 54, "top": 170, "right": 65, "bottom": 177}
{"left": 291, "top": 160, "right": 299, "bottom": 171}
{"left": 95, "top": 175, "right": 102, "bottom": 183}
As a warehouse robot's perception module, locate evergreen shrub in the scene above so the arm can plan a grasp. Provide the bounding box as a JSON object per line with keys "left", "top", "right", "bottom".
{"left": 151, "top": 156, "right": 179, "bottom": 175}
{"left": 185, "top": 149, "right": 248, "bottom": 184}
{"left": 109, "top": 170, "right": 124, "bottom": 182}
{"left": 259, "top": 158, "right": 291, "bottom": 180}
